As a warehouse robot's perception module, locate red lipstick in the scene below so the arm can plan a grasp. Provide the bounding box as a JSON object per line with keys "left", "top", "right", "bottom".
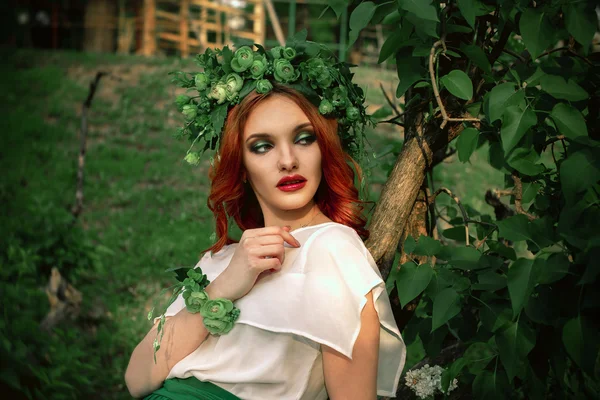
{"left": 277, "top": 174, "right": 307, "bottom": 192}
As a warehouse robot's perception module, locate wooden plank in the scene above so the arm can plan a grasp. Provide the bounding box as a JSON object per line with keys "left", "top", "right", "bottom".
{"left": 253, "top": 0, "right": 265, "bottom": 45}
{"left": 156, "top": 10, "right": 179, "bottom": 22}
{"left": 140, "top": 0, "right": 156, "bottom": 56}
{"left": 264, "top": 0, "right": 285, "bottom": 46}
{"left": 180, "top": 0, "right": 190, "bottom": 57}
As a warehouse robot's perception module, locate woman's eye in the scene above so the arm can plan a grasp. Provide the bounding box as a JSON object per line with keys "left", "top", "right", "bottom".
{"left": 250, "top": 141, "right": 272, "bottom": 154}
{"left": 295, "top": 133, "right": 316, "bottom": 145}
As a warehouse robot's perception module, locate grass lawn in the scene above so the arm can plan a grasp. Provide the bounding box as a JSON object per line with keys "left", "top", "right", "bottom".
{"left": 0, "top": 48, "right": 504, "bottom": 398}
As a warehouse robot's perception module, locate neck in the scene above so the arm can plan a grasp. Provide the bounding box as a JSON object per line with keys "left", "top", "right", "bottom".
{"left": 261, "top": 202, "right": 323, "bottom": 231}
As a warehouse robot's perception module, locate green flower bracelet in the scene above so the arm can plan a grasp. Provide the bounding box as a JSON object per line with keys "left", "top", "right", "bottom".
{"left": 181, "top": 270, "right": 240, "bottom": 335}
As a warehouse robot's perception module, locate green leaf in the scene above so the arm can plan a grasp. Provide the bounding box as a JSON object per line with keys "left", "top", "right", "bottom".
{"left": 432, "top": 288, "right": 461, "bottom": 331}
{"left": 496, "top": 319, "right": 536, "bottom": 382}
{"left": 472, "top": 271, "right": 507, "bottom": 291}
{"left": 525, "top": 66, "right": 546, "bottom": 87}
{"left": 348, "top": 2, "right": 377, "bottom": 49}
{"left": 210, "top": 103, "right": 228, "bottom": 140}
{"left": 498, "top": 213, "right": 537, "bottom": 244}
{"left": 563, "top": 3, "right": 598, "bottom": 51}
{"left": 457, "top": 127, "right": 480, "bottom": 162}
{"left": 395, "top": 262, "right": 434, "bottom": 307}
{"left": 327, "top": 0, "right": 349, "bottom": 19}
{"left": 562, "top": 316, "right": 600, "bottom": 376}
{"left": 438, "top": 246, "right": 482, "bottom": 270}
{"left": 414, "top": 235, "right": 443, "bottom": 256}
{"left": 463, "top": 342, "right": 496, "bottom": 374}
{"left": 378, "top": 30, "right": 410, "bottom": 64}
{"left": 395, "top": 48, "right": 426, "bottom": 97}
{"left": 487, "top": 241, "right": 517, "bottom": 261}
{"left": 460, "top": 43, "right": 491, "bottom": 74}
{"left": 507, "top": 147, "right": 545, "bottom": 176}
{"left": 519, "top": 9, "right": 554, "bottom": 60}
{"left": 480, "top": 301, "right": 512, "bottom": 332}
{"left": 442, "top": 226, "right": 476, "bottom": 243}
{"left": 496, "top": 214, "right": 532, "bottom": 242}
{"left": 442, "top": 358, "right": 466, "bottom": 392}
{"left": 540, "top": 75, "right": 588, "bottom": 102}
{"left": 536, "top": 253, "right": 569, "bottom": 285}
{"left": 486, "top": 83, "right": 522, "bottom": 123}
{"left": 501, "top": 106, "right": 537, "bottom": 154}
{"left": 473, "top": 370, "right": 509, "bottom": 400}
{"left": 550, "top": 103, "right": 588, "bottom": 140}
{"left": 371, "top": 106, "right": 393, "bottom": 120}
{"left": 507, "top": 258, "right": 537, "bottom": 317}
{"left": 580, "top": 247, "right": 600, "bottom": 285}
{"left": 398, "top": 0, "right": 439, "bottom": 22}
{"left": 521, "top": 182, "right": 540, "bottom": 204}
{"left": 560, "top": 149, "right": 600, "bottom": 205}
{"left": 457, "top": 0, "right": 488, "bottom": 29}
{"left": 403, "top": 234, "right": 417, "bottom": 254}
{"left": 440, "top": 70, "right": 473, "bottom": 100}
{"left": 408, "top": 13, "right": 439, "bottom": 39}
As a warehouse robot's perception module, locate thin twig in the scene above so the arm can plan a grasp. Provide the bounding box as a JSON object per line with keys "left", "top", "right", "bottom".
{"left": 536, "top": 46, "right": 593, "bottom": 66}
{"left": 512, "top": 172, "right": 538, "bottom": 221}
{"left": 475, "top": 226, "right": 498, "bottom": 250}
{"left": 71, "top": 71, "right": 109, "bottom": 222}
{"left": 429, "top": 40, "right": 481, "bottom": 129}
{"left": 428, "top": 187, "right": 471, "bottom": 245}
{"left": 502, "top": 48, "right": 527, "bottom": 63}
{"left": 379, "top": 82, "right": 400, "bottom": 116}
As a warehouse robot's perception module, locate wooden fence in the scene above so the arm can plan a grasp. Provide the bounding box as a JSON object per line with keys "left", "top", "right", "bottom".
{"left": 141, "top": 0, "right": 266, "bottom": 58}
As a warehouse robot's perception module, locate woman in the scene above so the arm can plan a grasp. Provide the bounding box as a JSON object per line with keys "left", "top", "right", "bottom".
{"left": 125, "top": 41, "right": 406, "bottom": 399}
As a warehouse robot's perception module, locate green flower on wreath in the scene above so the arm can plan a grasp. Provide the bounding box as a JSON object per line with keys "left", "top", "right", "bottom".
{"left": 200, "top": 298, "right": 234, "bottom": 319}
{"left": 331, "top": 86, "right": 348, "bottom": 108}
{"left": 225, "top": 73, "right": 243, "bottom": 94}
{"left": 346, "top": 106, "right": 360, "bottom": 122}
{"left": 282, "top": 47, "right": 296, "bottom": 60}
{"left": 231, "top": 46, "right": 254, "bottom": 72}
{"left": 182, "top": 104, "right": 198, "bottom": 121}
{"left": 175, "top": 94, "right": 191, "bottom": 111}
{"left": 208, "top": 82, "right": 228, "bottom": 104}
{"left": 319, "top": 99, "right": 334, "bottom": 115}
{"left": 184, "top": 152, "right": 201, "bottom": 166}
{"left": 273, "top": 59, "right": 296, "bottom": 83}
{"left": 270, "top": 45, "right": 284, "bottom": 59}
{"left": 195, "top": 73, "right": 209, "bottom": 91}
{"left": 306, "top": 58, "right": 325, "bottom": 78}
{"left": 184, "top": 289, "right": 209, "bottom": 313}
{"left": 256, "top": 79, "right": 273, "bottom": 94}
{"left": 250, "top": 54, "right": 268, "bottom": 79}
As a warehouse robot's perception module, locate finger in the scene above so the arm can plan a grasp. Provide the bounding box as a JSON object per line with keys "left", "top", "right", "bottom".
{"left": 251, "top": 244, "right": 285, "bottom": 265}
{"left": 251, "top": 257, "right": 282, "bottom": 273}
{"left": 258, "top": 226, "right": 300, "bottom": 247}
{"left": 251, "top": 234, "right": 285, "bottom": 246}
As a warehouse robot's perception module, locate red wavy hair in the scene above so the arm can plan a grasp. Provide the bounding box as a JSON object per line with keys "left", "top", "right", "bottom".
{"left": 204, "top": 83, "right": 370, "bottom": 254}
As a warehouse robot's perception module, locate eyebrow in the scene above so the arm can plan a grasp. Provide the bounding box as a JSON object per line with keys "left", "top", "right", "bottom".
{"left": 245, "top": 122, "right": 313, "bottom": 144}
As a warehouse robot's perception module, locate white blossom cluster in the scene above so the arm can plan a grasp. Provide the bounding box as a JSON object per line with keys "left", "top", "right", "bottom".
{"left": 404, "top": 364, "right": 458, "bottom": 399}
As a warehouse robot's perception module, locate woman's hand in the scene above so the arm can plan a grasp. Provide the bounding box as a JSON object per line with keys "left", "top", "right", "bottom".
{"left": 207, "top": 226, "right": 301, "bottom": 302}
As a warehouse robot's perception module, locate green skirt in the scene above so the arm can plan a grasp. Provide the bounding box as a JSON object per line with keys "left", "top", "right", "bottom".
{"left": 144, "top": 377, "right": 241, "bottom": 400}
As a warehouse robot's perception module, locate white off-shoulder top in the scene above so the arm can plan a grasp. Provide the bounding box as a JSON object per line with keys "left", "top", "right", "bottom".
{"left": 161, "top": 222, "right": 406, "bottom": 399}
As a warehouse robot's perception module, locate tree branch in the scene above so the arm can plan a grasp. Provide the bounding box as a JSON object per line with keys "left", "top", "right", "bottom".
{"left": 512, "top": 172, "right": 538, "bottom": 221}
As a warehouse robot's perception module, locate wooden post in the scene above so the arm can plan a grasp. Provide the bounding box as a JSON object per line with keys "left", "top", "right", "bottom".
{"left": 264, "top": 0, "right": 285, "bottom": 46}
{"left": 200, "top": 0, "right": 208, "bottom": 50}
{"left": 180, "top": 0, "right": 190, "bottom": 58}
{"left": 140, "top": 0, "right": 156, "bottom": 56}
{"left": 253, "top": 0, "right": 265, "bottom": 45}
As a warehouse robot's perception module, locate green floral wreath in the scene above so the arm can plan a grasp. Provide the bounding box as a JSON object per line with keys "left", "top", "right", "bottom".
{"left": 170, "top": 30, "right": 375, "bottom": 171}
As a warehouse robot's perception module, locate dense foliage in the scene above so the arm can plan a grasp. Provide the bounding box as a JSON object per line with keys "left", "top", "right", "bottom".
{"left": 338, "top": 0, "right": 599, "bottom": 398}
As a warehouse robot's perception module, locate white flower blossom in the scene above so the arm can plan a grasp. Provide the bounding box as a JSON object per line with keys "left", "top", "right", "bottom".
{"left": 404, "top": 364, "right": 458, "bottom": 399}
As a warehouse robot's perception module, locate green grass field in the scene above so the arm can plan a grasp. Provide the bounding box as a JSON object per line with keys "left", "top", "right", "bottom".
{"left": 0, "top": 49, "right": 504, "bottom": 398}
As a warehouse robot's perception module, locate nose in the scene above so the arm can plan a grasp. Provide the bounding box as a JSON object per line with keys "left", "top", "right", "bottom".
{"left": 277, "top": 144, "right": 298, "bottom": 172}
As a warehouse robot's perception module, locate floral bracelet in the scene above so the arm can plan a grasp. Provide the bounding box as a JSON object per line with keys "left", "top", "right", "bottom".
{"left": 182, "top": 269, "right": 240, "bottom": 335}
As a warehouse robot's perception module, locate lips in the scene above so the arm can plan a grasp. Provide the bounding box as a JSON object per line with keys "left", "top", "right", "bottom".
{"left": 277, "top": 174, "right": 307, "bottom": 187}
